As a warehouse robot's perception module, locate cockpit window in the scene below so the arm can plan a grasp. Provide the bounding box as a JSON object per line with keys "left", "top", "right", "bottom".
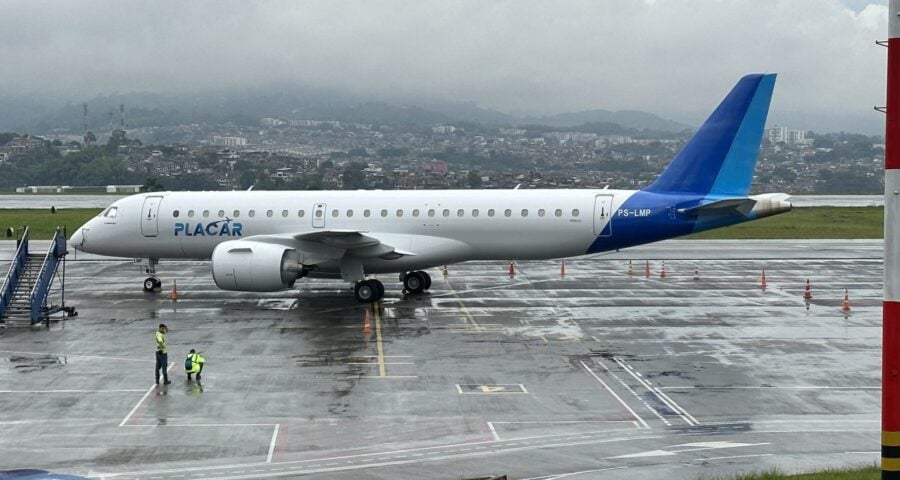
{"left": 103, "top": 207, "right": 118, "bottom": 218}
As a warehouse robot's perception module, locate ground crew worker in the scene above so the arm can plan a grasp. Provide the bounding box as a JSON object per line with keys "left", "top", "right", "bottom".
{"left": 155, "top": 323, "right": 171, "bottom": 385}
{"left": 184, "top": 349, "right": 205, "bottom": 381}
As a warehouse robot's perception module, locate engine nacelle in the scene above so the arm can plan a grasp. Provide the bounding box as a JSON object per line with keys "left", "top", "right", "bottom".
{"left": 211, "top": 240, "right": 302, "bottom": 291}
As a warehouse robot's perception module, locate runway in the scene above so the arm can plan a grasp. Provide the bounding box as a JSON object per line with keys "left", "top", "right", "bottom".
{"left": 0, "top": 239, "right": 882, "bottom": 479}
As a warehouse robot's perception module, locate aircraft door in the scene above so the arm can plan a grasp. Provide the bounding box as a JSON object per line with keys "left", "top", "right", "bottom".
{"left": 593, "top": 194, "right": 614, "bottom": 237}
{"left": 141, "top": 196, "right": 163, "bottom": 237}
{"left": 312, "top": 203, "right": 326, "bottom": 228}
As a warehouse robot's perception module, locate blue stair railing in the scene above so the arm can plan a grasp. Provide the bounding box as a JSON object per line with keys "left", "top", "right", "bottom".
{"left": 0, "top": 227, "right": 29, "bottom": 319}
{"left": 29, "top": 227, "right": 68, "bottom": 324}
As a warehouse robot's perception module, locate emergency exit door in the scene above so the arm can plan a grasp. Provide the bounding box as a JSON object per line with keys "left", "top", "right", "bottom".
{"left": 141, "top": 196, "right": 163, "bottom": 237}
{"left": 593, "top": 194, "right": 614, "bottom": 237}
{"left": 312, "top": 203, "right": 326, "bottom": 228}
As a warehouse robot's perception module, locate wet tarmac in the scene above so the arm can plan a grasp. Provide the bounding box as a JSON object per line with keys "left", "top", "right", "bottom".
{"left": 0, "top": 240, "right": 883, "bottom": 479}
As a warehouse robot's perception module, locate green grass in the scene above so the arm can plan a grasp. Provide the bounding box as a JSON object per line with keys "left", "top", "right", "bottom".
{"left": 0, "top": 206, "right": 886, "bottom": 241}
{"left": 0, "top": 208, "right": 102, "bottom": 240}
{"left": 685, "top": 206, "right": 884, "bottom": 240}
{"left": 702, "top": 466, "right": 880, "bottom": 480}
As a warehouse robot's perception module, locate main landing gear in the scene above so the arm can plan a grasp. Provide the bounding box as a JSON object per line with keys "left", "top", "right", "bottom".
{"left": 141, "top": 257, "right": 162, "bottom": 293}
{"left": 354, "top": 279, "right": 385, "bottom": 303}
{"left": 401, "top": 271, "right": 432, "bottom": 294}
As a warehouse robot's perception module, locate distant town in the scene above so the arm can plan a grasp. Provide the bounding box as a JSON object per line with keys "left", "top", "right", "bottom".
{"left": 0, "top": 114, "right": 885, "bottom": 195}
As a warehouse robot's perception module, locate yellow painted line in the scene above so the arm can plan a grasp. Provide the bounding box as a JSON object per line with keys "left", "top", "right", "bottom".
{"left": 444, "top": 278, "right": 483, "bottom": 331}
{"left": 374, "top": 305, "right": 386, "bottom": 377}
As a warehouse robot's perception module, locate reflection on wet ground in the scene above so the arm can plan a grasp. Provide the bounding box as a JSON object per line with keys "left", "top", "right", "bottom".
{"left": 0, "top": 240, "right": 883, "bottom": 479}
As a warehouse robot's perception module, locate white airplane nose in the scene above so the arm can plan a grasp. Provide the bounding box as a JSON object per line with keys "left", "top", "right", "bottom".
{"left": 70, "top": 228, "right": 86, "bottom": 251}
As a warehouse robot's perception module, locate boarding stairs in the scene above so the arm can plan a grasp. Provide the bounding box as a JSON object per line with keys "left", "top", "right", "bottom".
{"left": 0, "top": 227, "right": 69, "bottom": 327}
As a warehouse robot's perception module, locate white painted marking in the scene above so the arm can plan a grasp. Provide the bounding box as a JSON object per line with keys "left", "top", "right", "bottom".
{"left": 0, "top": 389, "right": 145, "bottom": 394}
{"left": 613, "top": 357, "right": 696, "bottom": 426}
{"left": 579, "top": 360, "right": 649, "bottom": 429}
{"left": 611, "top": 449, "right": 676, "bottom": 459}
{"left": 266, "top": 424, "right": 280, "bottom": 463}
{"left": 118, "top": 384, "right": 156, "bottom": 428}
{"left": 692, "top": 453, "right": 774, "bottom": 462}
{"left": 487, "top": 422, "right": 500, "bottom": 441}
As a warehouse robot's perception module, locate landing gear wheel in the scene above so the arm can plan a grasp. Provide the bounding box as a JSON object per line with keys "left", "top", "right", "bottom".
{"left": 355, "top": 279, "right": 384, "bottom": 303}
{"left": 420, "top": 271, "right": 432, "bottom": 290}
{"left": 143, "top": 277, "right": 161, "bottom": 292}
{"left": 404, "top": 271, "right": 426, "bottom": 294}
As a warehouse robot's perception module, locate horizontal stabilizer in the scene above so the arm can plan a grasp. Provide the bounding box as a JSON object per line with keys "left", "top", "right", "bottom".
{"left": 677, "top": 198, "right": 757, "bottom": 217}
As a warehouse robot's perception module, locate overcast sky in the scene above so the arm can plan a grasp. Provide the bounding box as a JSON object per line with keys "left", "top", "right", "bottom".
{"left": 0, "top": 0, "right": 889, "bottom": 132}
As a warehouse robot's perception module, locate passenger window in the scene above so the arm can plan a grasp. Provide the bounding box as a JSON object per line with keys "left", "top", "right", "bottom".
{"left": 298, "top": 209, "right": 305, "bottom": 217}
{"left": 346, "top": 209, "right": 353, "bottom": 217}
{"left": 472, "top": 209, "right": 479, "bottom": 217}
{"left": 332, "top": 209, "right": 339, "bottom": 217}
{"left": 555, "top": 209, "right": 563, "bottom": 217}
{"left": 572, "top": 209, "right": 580, "bottom": 217}
{"left": 521, "top": 209, "right": 528, "bottom": 217}
{"left": 381, "top": 209, "right": 388, "bottom": 217}
{"left": 412, "top": 209, "right": 420, "bottom": 217}
{"left": 281, "top": 210, "right": 288, "bottom": 217}
{"left": 504, "top": 209, "right": 512, "bottom": 217}
{"left": 173, "top": 210, "right": 180, "bottom": 218}
{"left": 538, "top": 209, "right": 545, "bottom": 217}
{"left": 442, "top": 209, "right": 450, "bottom": 217}
{"left": 248, "top": 210, "right": 255, "bottom": 218}
{"left": 203, "top": 210, "right": 210, "bottom": 218}
{"left": 315, "top": 210, "right": 322, "bottom": 218}
{"left": 488, "top": 209, "right": 495, "bottom": 217}
{"left": 396, "top": 209, "right": 403, "bottom": 217}
{"left": 457, "top": 209, "right": 464, "bottom": 217}
{"left": 233, "top": 210, "right": 240, "bottom": 218}
{"left": 187, "top": 210, "right": 195, "bottom": 218}
{"left": 364, "top": 209, "right": 371, "bottom": 217}
{"left": 266, "top": 210, "right": 274, "bottom": 218}
{"left": 218, "top": 210, "right": 225, "bottom": 218}
{"left": 428, "top": 209, "right": 435, "bottom": 217}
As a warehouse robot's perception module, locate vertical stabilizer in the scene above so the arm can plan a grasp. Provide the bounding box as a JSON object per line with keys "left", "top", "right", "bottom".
{"left": 644, "top": 74, "right": 776, "bottom": 196}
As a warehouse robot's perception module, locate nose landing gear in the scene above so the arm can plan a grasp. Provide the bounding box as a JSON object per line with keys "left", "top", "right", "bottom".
{"left": 141, "top": 257, "right": 162, "bottom": 292}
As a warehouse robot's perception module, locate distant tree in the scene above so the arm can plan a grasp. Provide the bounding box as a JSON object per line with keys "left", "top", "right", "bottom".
{"left": 467, "top": 170, "right": 482, "bottom": 189}
{"left": 83, "top": 131, "right": 97, "bottom": 145}
{"left": 341, "top": 161, "right": 368, "bottom": 189}
{"left": 143, "top": 177, "right": 163, "bottom": 192}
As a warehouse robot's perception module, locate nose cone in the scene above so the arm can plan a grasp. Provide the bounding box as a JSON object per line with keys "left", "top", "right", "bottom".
{"left": 70, "top": 228, "right": 86, "bottom": 251}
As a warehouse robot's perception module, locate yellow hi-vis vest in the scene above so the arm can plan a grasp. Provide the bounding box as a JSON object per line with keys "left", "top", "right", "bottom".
{"left": 155, "top": 331, "right": 167, "bottom": 354}
{"left": 185, "top": 353, "right": 205, "bottom": 373}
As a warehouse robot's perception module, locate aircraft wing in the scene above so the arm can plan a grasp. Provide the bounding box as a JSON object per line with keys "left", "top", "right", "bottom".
{"left": 241, "top": 230, "right": 417, "bottom": 265}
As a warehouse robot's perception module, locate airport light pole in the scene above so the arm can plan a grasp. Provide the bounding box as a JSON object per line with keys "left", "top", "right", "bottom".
{"left": 886, "top": 1, "right": 900, "bottom": 478}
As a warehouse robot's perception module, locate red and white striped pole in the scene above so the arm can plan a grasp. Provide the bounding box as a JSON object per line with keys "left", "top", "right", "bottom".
{"left": 884, "top": 1, "right": 900, "bottom": 477}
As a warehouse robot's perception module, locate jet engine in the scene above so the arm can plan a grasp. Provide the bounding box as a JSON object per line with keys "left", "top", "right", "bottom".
{"left": 211, "top": 240, "right": 304, "bottom": 291}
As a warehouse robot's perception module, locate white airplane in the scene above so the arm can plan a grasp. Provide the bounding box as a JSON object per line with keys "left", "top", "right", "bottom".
{"left": 70, "top": 74, "right": 791, "bottom": 303}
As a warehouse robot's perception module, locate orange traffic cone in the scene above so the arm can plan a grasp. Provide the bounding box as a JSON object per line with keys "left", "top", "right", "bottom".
{"left": 803, "top": 279, "right": 812, "bottom": 300}
{"left": 363, "top": 308, "right": 372, "bottom": 334}
{"left": 760, "top": 270, "right": 767, "bottom": 290}
{"left": 659, "top": 261, "right": 667, "bottom": 278}
{"left": 842, "top": 289, "right": 851, "bottom": 311}
{"left": 628, "top": 260, "right": 634, "bottom": 276}
{"left": 170, "top": 280, "right": 178, "bottom": 301}
{"left": 508, "top": 261, "right": 516, "bottom": 277}
{"left": 645, "top": 260, "right": 651, "bottom": 278}
{"left": 560, "top": 259, "right": 566, "bottom": 277}
{"left": 693, "top": 267, "right": 699, "bottom": 280}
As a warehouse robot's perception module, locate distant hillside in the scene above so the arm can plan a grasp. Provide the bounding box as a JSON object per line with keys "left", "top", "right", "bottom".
{"left": 1, "top": 88, "right": 688, "bottom": 134}
{"left": 533, "top": 109, "right": 690, "bottom": 133}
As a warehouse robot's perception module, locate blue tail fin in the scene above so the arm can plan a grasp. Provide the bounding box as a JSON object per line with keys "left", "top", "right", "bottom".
{"left": 644, "top": 74, "right": 776, "bottom": 196}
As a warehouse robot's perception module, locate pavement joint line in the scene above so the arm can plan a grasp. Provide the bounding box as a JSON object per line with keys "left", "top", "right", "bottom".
{"left": 0, "top": 389, "right": 147, "bottom": 394}
{"left": 691, "top": 453, "right": 774, "bottom": 462}
{"left": 579, "top": 360, "right": 649, "bottom": 429}
{"left": 0, "top": 349, "right": 155, "bottom": 363}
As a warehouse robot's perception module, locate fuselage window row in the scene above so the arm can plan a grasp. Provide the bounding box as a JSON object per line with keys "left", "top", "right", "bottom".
{"left": 177, "top": 206, "right": 578, "bottom": 221}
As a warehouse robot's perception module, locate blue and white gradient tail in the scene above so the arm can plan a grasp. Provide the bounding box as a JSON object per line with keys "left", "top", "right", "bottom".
{"left": 644, "top": 74, "right": 776, "bottom": 197}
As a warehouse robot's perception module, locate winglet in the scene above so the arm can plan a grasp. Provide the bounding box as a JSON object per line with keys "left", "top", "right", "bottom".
{"left": 644, "top": 74, "right": 777, "bottom": 196}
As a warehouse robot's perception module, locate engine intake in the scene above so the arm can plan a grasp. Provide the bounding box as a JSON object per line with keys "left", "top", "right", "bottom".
{"left": 211, "top": 240, "right": 302, "bottom": 291}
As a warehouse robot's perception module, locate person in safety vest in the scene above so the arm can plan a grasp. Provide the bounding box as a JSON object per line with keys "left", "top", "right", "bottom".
{"left": 185, "top": 349, "right": 205, "bottom": 381}
{"left": 155, "top": 324, "right": 171, "bottom": 385}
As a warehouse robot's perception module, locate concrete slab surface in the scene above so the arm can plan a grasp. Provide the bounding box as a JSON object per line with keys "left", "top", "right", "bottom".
{"left": 0, "top": 240, "right": 883, "bottom": 479}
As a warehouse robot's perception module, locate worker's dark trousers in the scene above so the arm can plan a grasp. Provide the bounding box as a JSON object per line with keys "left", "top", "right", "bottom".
{"left": 155, "top": 351, "right": 169, "bottom": 384}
